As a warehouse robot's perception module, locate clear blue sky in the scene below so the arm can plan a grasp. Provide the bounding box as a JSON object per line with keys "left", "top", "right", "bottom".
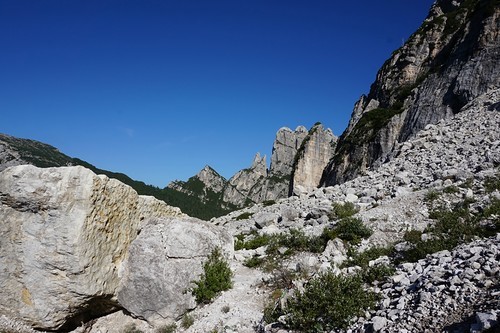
{"left": 0, "top": 0, "right": 434, "bottom": 187}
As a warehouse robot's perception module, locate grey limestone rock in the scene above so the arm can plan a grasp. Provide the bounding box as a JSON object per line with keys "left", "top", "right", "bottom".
{"left": 0, "top": 165, "right": 184, "bottom": 330}
{"left": 117, "top": 217, "right": 233, "bottom": 325}
{"left": 290, "top": 124, "right": 337, "bottom": 194}
{"left": 222, "top": 153, "right": 268, "bottom": 206}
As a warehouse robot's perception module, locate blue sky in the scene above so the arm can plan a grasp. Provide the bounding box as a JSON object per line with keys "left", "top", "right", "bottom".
{"left": 0, "top": 0, "right": 434, "bottom": 187}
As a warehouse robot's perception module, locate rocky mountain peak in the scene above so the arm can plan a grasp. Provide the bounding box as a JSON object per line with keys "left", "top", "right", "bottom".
{"left": 290, "top": 123, "right": 338, "bottom": 195}
{"left": 250, "top": 152, "right": 267, "bottom": 175}
{"left": 269, "top": 126, "right": 308, "bottom": 178}
{"left": 322, "top": 0, "right": 499, "bottom": 186}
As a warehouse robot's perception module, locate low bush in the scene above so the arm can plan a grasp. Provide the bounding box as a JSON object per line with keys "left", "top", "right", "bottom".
{"left": 243, "top": 256, "right": 265, "bottom": 268}
{"left": 283, "top": 271, "right": 378, "bottom": 331}
{"left": 484, "top": 174, "right": 500, "bottom": 193}
{"left": 343, "top": 245, "right": 393, "bottom": 268}
{"left": 334, "top": 217, "right": 373, "bottom": 245}
{"left": 262, "top": 200, "right": 276, "bottom": 207}
{"left": 424, "top": 190, "right": 441, "bottom": 202}
{"left": 191, "top": 248, "right": 233, "bottom": 304}
{"left": 181, "top": 314, "right": 194, "bottom": 329}
{"left": 330, "top": 202, "right": 359, "bottom": 219}
{"left": 398, "top": 197, "right": 500, "bottom": 263}
{"left": 235, "top": 231, "right": 271, "bottom": 250}
{"left": 235, "top": 212, "right": 254, "bottom": 220}
{"left": 361, "top": 264, "right": 396, "bottom": 284}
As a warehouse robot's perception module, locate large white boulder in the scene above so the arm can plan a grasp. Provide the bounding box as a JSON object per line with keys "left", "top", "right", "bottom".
{"left": 0, "top": 165, "right": 184, "bottom": 330}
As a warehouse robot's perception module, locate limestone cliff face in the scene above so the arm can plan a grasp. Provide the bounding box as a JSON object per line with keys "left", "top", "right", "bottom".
{"left": 0, "top": 165, "right": 184, "bottom": 330}
{"left": 290, "top": 124, "right": 337, "bottom": 194}
{"left": 264, "top": 126, "right": 308, "bottom": 200}
{"left": 269, "top": 126, "right": 308, "bottom": 177}
{"left": 222, "top": 153, "right": 267, "bottom": 206}
{"left": 322, "top": 0, "right": 500, "bottom": 185}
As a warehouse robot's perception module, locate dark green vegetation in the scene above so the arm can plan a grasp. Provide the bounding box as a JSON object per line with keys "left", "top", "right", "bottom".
{"left": 330, "top": 201, "right": 359, "bottom": 219}
{"left": 165, "top": 176, "right": 238, "bottom": 220}
{"left": 237, "top": 218, "right": 373, "bottom": 269}
{"left": 0, "top": 134, "right": 236, "bottom": 220}
{"left": 397, "top": 196, "right": 500, "bottom": 263}
{"left": 191, "top": 248, "right": 233, "bottom": 304}
{"left": 265, "top": 272, "right": 378, "bottom": 332}
{"left": 235, "top": 212, "right": 254, "bottom": 220}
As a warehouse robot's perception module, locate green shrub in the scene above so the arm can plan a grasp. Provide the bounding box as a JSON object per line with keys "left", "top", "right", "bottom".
{"left": 266, "top": 229, "right": 332, "bottom": 255}
{"left": 361, "top": 264, "right": 396, "bottom": 284}
{"left": 343, "top": 245, "right": 393, "bottom": 268}
{"left": 234, "top": 231, "right": 272, "bottom": 251}
{"left": 243, "top": 256, "right": 265, "bottom": 268}
{"left": 263, "top": 200, "right": 276, "bottom": 207}
{"left": 331, "top": 202, "right": 359, "bottom": 219}
{"left": 443, "top": 185, "right": 460, "bottom": 194}
{"left": 424, "top": 190, "right": 441, "bottom": 202}
{"left": 181, "top": 314, "right": 194, "bottom": 329}
{"left": 191, "top": 248, "right": 233, "bottom": 304}
{"left": 235, "top": 212, "right": 254, "bottom": 220}
{"left": 155, "top": 324, "right": 176, "bottom": 333}
{"left": 221, "top": 305, "right": 230, "bottom": 313}
{"left": 484, "top": 174, "right": 500, "bottom": 193}
{"left": 403, "top": 229, "right": 423, "bottom": 244}
{"left": 335, "top": 218, "right": 373, "bottom": 245}
{"left": 283, "top": 271, "right": 378, "bottom": 331}
{"left": 398, "top": 199, "right": 487, "bottom": 263}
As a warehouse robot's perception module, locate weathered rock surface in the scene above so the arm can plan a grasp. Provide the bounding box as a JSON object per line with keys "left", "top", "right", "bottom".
{"left": 223, "top": 153, "right": 268, "bottom": 206}
{"left": 0, "top": 165, "right": 184, "bottom": 330}
{"left": 291, "top": 124, "right": 337, "bottom": 194}
{"left": 268, "top": 126, "right": 308, "bottom": 178}
{"left": 117, "top": 217, "right": 233, "bottom": 325}
{"left": 323, "top": 0, "right": 500, "bottom": 185}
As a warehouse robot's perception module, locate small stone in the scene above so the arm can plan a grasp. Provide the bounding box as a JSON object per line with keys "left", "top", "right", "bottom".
{"left": 371, "top": 316, "right": 387, "bottom": 331}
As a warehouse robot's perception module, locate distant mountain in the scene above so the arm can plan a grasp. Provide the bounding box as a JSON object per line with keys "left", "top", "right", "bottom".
{"left": 0, "top": 127, "right": 337, "bottom": 221}
{"left": 168, "top": 122, "right": 338, "bottom": 214}
{"left": 0, "top": 133, "right": 234, "bottom": 220}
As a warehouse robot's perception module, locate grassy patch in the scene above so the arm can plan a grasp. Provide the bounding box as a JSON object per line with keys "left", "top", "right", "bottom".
{"left": 424, "top": 189, "right": 441, "bottom": 202}
{"left": 243, "top": 256, "right": 265, "bottom": 268}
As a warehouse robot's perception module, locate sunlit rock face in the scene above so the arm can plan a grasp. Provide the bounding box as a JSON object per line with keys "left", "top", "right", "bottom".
{"left": 322, "top": 0, "right": 500, "bottom": 186}
{"left": 0, "top": 165, "right": 184, "bottom": 330}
